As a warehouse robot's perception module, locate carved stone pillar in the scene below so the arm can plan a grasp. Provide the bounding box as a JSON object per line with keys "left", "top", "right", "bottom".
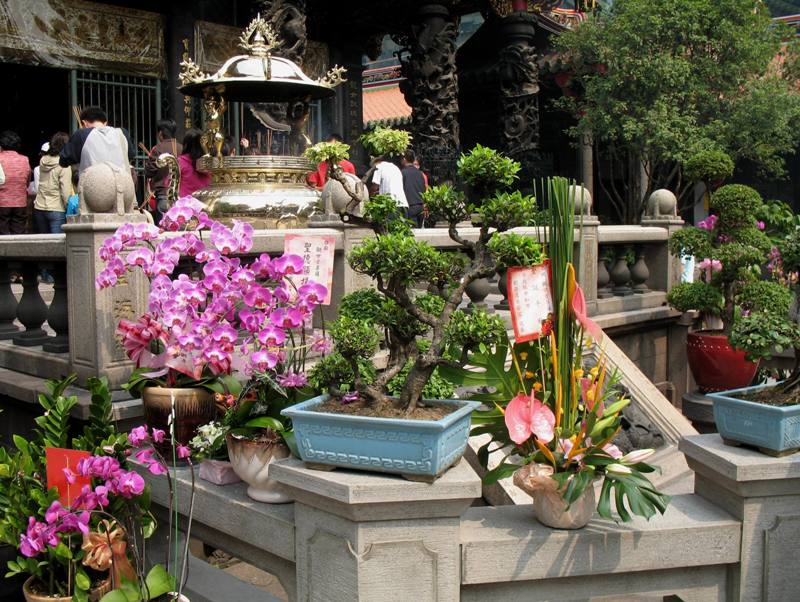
{"left": 397, "top": 3, "right": 460, "bottom": 184}
{"left": 498, "top": 12, "right": 540, "bottom": 180}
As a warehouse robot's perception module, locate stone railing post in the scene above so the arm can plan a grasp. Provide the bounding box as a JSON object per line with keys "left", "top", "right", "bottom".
{"left": 571, "top": 184, "right": 599, "bottom": 315}
{"left": 271, "top": 459, "right": 481, "bottom": 601}
{"left": 341, "top": 226, "right": 375, "bottom": 297}
{"left": 641, "top": 189, "right": 684, "bottom": 292}
{"left": 63, "top": 214, "right": 150, "bottom": 388}
{"left": 680, "top": 434, "right": 800, "bottom": 601}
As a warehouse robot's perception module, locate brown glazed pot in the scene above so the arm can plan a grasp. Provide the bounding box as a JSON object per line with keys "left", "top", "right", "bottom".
{"left": 686, "top": 331, "right": 760, "bottom": 393}
{"left": 142, "top": 387, "right": 216, "bottom": 448}
{"left": 226, "top": 433, "right": 291, "bottom": 503}
{"left": 23, "top": 576, "right": 111, "bottom": 602}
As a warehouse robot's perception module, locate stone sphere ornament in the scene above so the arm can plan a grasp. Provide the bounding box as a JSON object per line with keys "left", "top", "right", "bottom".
{"left": 78, "top": 162, "right": 136, "bottom": 215}
{"left": 321, "top": 171, "right": 367, "bottom": 216}
{"left": 568, "top": 184, "right": 592, "bottom": 215}
{"left": 646, "top": 189, "right": 678, "bottom": 218}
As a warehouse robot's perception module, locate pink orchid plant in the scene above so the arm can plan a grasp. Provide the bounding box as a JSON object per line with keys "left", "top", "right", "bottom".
{"left": 96, "top": 196, "right": 329, "bottom": 399}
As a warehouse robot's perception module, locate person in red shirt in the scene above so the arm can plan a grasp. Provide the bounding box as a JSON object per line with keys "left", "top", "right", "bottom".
{"left": 0, "top": 131, "right": 31, "bottom": 234}
{"left": 306, "top": 133, "right": 356, "bottom": 188}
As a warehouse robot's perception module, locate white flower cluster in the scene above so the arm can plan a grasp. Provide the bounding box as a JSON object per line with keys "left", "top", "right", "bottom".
{"left": 189, "top": 421, "right": 229, "bottom": 456}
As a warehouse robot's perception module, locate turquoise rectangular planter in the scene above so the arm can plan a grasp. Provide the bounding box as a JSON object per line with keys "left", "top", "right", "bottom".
{"left": 709, "top": 384, "right": 800, "bottom": 454}
{"left": 281, "top": 395, "right": 480, "bottom": 477}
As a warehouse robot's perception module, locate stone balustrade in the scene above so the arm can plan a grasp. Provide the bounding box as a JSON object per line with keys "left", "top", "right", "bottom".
{"left": 137, "top": 433, "right": 799, "bottom": 602}
{"left": 0, "top": 234, "right": 70, "bottom": 381}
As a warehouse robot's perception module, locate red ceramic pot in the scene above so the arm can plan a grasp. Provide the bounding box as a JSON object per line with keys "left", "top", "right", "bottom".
{"left": 686, "top": 331, "right": 759, "bottom": 393}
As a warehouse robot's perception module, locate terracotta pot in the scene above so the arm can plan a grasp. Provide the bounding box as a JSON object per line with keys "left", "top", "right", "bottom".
{"left": 686, "top": 331, "right": 759, "bottom": 393}
{"left": 142, "top": 387, "right": 216, "bottom": 448}
{"left": 514, "top": 464, "right": 596, "bottom": 529}
{"left": 226, "top": 433, "right": 291, "bottom": 503}
{"left": 23, "top": 576, "right": 111, "bottom": 602}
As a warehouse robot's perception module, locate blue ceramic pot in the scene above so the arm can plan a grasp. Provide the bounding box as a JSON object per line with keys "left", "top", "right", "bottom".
{"left": 709, "top": 384, "right": 800, "bottom": 454}
{"left": 281, "top": 395, "right": 480, "bottom": 477}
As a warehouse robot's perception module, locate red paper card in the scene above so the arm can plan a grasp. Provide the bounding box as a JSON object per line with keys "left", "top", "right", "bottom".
{"left": 507, "top": 262, "right": 554, "bottom": 343}
{"left": 46, "top": 448, "right": 91, "bottom": 507}
{"left": 283, "top": 234, "right": 336, "bottom": 305}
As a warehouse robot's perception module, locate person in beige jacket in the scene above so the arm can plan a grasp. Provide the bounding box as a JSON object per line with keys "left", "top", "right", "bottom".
{"left": 34, "top": 132, "right": 71, "bottom": 233}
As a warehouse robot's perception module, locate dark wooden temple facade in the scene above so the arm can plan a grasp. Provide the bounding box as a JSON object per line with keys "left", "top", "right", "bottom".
{"left": 0, "top": 0, "right": 586, "bottom": 187}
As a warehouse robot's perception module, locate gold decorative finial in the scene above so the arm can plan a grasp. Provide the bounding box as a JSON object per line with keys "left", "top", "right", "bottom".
{"left": 239, "top": 14, "right": 278, "bottom": 57}
{"left": 318, "top": 65, "right": 347, "bottom": 88}
{"left": 179, "top": 57, "right": 209, "bottom": 86}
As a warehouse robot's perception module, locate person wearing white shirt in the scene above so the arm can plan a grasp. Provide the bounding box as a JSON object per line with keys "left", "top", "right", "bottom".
{"left": 369, "top": 158, "right": 408, "bottom": 208}
{"left": 27, "top": 142, "right": 49, "bottom": 197}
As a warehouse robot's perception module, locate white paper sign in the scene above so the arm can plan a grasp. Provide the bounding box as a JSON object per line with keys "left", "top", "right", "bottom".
{"left": 507, "top": 262, "right": 553, "bottom": 343}
{"left": 283, "top": 234, "right": 336, "bottom": 305}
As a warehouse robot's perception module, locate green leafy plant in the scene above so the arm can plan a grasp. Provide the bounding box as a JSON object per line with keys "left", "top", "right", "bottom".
{"left": 304, "top": 140, "right": 350, "bottom": 165}
{"left": 667, "top": 184, "right": 775, "bottom": 346}
{"left": 360, "top": 126, "right": 411, "bottom": 158}
{"left": 1, "top": 376, "right": 154, "bottom": 601}
{"left": 456, "top": 144, "right": 520, "bottom": 196}
{"left": 487, "top": 233, "right": 546, "bottom": 269}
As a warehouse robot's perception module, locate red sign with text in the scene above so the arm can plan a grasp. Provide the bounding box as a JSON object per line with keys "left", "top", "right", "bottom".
{"left": 46, "top": 448, "right": 91, "bottom": 507}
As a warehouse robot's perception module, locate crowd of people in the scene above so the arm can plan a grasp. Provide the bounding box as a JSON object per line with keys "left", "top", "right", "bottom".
{"left": 0, "top": 104, "right": 431, "bottom": 234}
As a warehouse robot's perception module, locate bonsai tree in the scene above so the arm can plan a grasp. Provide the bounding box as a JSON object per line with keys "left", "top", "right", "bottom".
{"left": 667, "top": 184, "right": 785, "bottom": 348}
{"left": 729, "top": 226, "right": 800, "bottom": 392}
{"left": 304, "top": 138, "right": 542, "bottom": 415}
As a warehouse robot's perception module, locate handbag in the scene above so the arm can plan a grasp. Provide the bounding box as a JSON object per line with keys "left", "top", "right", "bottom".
{"left": 66, "top": 193, "right": 79, "bottom": 216}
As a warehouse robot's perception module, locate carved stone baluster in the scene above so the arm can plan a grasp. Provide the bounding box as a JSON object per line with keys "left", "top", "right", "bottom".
{"left": 494, "top": 268, "right": 510, "bottom": 310}
{"left": 597, "top": 253, "right": 613, "bottom": 299}
{"left": 610, "top": 246, "right": 633, "bottom": 297}
{"left": 0, "top": 262, "right": 20, "bottom": 339}
{"left": 465, "top": 277, "right": 491, "bottom": 313}
{"left": 43, "top": 263, "right": 69, "bottom": 353}
{"left": 13, "top": 262, "right": 51, "bottom": 346}
{"left": 631, "top": 246, "right": 650, "bottom": 294}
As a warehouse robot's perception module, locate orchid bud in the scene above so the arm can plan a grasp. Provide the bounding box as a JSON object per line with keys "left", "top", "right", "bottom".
{"left": 620, "top": 448, "right": 655, "bottom": 465}
{"left": 606, "top": 463, "right": 632, "bottom": 476}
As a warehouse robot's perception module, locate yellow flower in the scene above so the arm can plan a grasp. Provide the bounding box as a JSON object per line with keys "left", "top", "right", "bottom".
{"left": 525, "top": 370, "right": 534, "bottom": 379}
{"left": 573, "top": 369, "right": 585, "bottom": 379}
{"left": 589, "top": 366, "right": 599, "bottom": 377}
{"left": 519, "top": 351, "right": 528, "bottom": 361}
{"left": 532, "top": 382, "right": 542, "bottom": 392}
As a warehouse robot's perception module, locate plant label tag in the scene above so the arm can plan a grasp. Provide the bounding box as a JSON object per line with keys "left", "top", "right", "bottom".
{"left": 45, "top": 448, "right": 91, "bottom": 507}
{"left": 284, "top": 234, "right": 336, "bottom": 304}
{"left": 507, "top": 262, "right": 554, "bottom": 343}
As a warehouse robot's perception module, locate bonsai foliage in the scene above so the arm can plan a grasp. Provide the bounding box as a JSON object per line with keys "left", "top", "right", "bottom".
{"left": 554, "top": 0, "right": 800, "bottom": 222}
{"left": 359, "top": 126, "right": 411, "bottom": 158}
{"left": 305, "top": 135, "right": 541, "bottom": 413}
{"left": 667, "top": 184, "right": 786, "bottom": 353}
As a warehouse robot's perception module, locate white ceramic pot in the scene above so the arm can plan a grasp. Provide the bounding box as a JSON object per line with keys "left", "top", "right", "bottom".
{"left": 226, "top": 434, "right": 291, "bottom": 503}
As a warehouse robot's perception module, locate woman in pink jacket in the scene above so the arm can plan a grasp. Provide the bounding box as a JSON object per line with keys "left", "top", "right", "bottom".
{"left": 178, "top": 129, "right": 212, "bottom": 198}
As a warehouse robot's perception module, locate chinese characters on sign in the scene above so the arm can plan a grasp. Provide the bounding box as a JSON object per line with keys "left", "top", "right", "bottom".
{"left": 507, "top": 262, "right": 553, "bottom": 343}
{"left": 283, "top": 234, "right": 336, "bottom": 304}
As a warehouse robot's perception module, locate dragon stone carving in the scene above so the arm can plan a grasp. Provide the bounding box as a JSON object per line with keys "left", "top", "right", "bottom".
{"left": 396, "top": 6, "right": 460, "bottom": 184}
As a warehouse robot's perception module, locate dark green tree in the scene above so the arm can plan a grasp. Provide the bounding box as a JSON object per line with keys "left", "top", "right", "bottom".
{"left": 554, "top": 0, "right": 800, "bottom": 223}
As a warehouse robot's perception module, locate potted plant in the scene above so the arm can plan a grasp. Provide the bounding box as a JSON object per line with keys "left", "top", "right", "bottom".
{"left": 218, "top": 334, "right": 326, "bottom": 503}
{"left": 187, "top": 420, "right": 240, "bottom": 486}
{"left": 286, "top": 139, "right": 545, "bottom": 480}
{"left": 0, "top": 376, "right": 155, "bottom": 601}
{"left": 706, "top": 226, "right": 800, "bottom": 456}
{"left": 667, "top": 184, "right": 778, "bottom": 392}
{"left": 95, "top": 197, "right": 326, "bottom": 450}
{"left": 442, "top": 178, "right": 670, "bottom": 528}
